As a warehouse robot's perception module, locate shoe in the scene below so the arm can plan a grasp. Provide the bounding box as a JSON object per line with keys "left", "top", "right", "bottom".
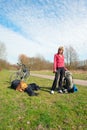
{"left": 62, "top": 89, "right": 68, "bottom": 93}
{"left": 50, "top": 90, "right": 54, "bottom": 94}
{"left": 58, "top": 90, "right": 63, "bottom": 93}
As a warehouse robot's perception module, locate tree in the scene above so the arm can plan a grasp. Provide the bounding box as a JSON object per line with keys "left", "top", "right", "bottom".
{"left": 18, "top": 54, "right": 29, "bottom": 65}
{"left": 18, "top": 54, "right": 53, "bottom": 70}
{"left": 0, "top": 42, "right": 6, "bottom": 60}
{"left": 64, "top": 46, "right": 79, "bottom": 68}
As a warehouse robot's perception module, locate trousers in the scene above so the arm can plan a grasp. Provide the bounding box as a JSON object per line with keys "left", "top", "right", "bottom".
{"left": 51, "top": 67, "right": 65, "bottom": 91}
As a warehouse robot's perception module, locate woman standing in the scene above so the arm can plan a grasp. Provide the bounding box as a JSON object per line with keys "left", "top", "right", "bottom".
{"left": 51, "top": 46, "right": 65, "bottom": 94}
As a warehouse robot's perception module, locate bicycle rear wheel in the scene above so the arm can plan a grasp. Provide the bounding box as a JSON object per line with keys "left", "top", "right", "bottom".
{"left": 23, "top": 70, "right": 30, "bottom": 82}
{"left": 10, "top": 72, "right": 21, "bottom": 82}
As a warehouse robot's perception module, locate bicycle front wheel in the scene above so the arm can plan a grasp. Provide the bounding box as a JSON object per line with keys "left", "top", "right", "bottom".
{"left": 10, "top": 72, "right": 20, "bottom": 82}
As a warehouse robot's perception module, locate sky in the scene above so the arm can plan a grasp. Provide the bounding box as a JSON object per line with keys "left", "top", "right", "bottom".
{"left": 0, "top": 0, "right": 87, "bottom": 64}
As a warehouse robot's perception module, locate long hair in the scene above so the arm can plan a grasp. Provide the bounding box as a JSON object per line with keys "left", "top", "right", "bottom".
{"left": 58, "top": 46, "right": 64, "bottom": 54}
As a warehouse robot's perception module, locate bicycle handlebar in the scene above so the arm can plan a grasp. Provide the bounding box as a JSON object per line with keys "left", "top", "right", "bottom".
{"left": 17, "top": 63, "right": 25, "bottom": 67}
{"left": 17, "top": 63, "right": 30, "bottom": 71}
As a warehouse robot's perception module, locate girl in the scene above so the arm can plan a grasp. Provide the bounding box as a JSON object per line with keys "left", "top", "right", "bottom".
{"left": 51, "top": 46, "right": 65, "bottom": 94}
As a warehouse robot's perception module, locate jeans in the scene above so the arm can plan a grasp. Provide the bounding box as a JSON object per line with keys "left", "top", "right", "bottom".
{"left": 51, "top": 67, "right": 65, "bottom": 91}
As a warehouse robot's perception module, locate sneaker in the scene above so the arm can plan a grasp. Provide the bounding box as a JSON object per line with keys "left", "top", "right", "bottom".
{"left": 62, "top": 89, "right": 68, "bottom": 93}
{"left": 50, "top": 90, "right": 54, "bottom": 94}
{"left": 58, "top": 90, "right": 63, "bottom": 93}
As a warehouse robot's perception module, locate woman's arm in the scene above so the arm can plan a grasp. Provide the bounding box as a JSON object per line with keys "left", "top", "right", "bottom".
{"left": 53, "top": 54, "right": 57, "bottom": 73}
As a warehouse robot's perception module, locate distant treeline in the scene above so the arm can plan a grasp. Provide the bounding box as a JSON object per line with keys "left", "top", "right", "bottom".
{"left": 0, "top": 56, "right": 87, "bottom": 71}
{"left": 18, "top": 54, "right": 53, "bottom": 70}
{"left": 0, "top": 41, "right": 87, "bottom": 70}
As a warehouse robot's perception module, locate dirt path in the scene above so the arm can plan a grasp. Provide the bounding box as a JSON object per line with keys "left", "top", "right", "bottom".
{"left": 31, "top": 73, "right": 87, "bottom": 86}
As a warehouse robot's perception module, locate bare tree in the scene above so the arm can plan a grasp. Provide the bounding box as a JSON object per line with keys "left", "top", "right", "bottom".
{"left": 0, "top": 42, "right": 6, "bottom": 59}
{"left": 64, "top": 47, "right": 69, "bottom": 66}
{"left": 18, "top": 54, "right": 29, "bottom": 65}
{"left": 0, "top": 42, "right": 10, "bottom": 69}
{"left": 18, "top": 54, "right": 52, "bottom": 70}
{"left": 64, "top": 46, "right": 79, "bottom": 68}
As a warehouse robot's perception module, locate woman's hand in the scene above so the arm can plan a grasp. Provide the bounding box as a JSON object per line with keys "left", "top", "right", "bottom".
{"left": 53, "top": 70, "right": 56, "bottom": 73}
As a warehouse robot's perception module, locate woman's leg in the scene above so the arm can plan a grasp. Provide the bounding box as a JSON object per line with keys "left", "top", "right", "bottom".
{"left": 51, "top": 69, "right": 60, "bottom": 91}
{"left": 58, "top": 68, "right": 65, "bottom": 91}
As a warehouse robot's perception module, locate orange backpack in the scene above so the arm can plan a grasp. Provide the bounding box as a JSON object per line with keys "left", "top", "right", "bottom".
{"left": 16, "top": 81, "right": 28, "bottom": 92}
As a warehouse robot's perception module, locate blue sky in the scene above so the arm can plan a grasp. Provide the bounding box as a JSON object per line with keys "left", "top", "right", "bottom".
{"left": 0, "top": 0, "right": 87, "bottom": 63}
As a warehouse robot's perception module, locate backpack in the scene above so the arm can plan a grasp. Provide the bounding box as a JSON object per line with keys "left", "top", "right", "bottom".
{"left": 68, "top": 84, "right": 78, "bottom": 93}
{"left": 11, "top": 80, "right": 40, "bottom": 96}
{"left": 11, "top": 80, "right": 20, "bottom": 89}
{"left": 16, "top": 81, "right": 28, "bottom": 91}
{"left": 29, "top": 83, "right": 40, "bottom": 90}
{"left": 63, "top": 74, "right": 73, "bottom": 90}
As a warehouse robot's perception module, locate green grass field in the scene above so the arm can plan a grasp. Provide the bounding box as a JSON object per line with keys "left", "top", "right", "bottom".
{"left": 0, "top": 70, "right": 87, "bottom": 130}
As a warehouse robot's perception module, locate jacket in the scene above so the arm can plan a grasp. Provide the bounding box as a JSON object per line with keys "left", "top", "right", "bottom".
{"left": 53, "top": 53, "right": 64, "bottom": 72}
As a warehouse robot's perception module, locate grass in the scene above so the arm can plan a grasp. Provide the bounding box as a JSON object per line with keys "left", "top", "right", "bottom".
{"left": 0, "top": 70, "right": 87, "bottom": 130}
{"left": 31, "top": 70, "right": 87, "bottom": 80}
{"left": 72, "top": 70, "right": 87, "bottom": 80}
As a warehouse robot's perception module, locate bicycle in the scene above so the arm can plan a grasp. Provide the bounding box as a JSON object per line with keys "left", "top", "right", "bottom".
{"left": 10, "top": 63, "right": 30, "bottom": 82}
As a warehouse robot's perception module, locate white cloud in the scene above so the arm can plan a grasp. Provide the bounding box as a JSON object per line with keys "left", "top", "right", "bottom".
{"left": 0, "top": 25, "right": 53, "bottom": 63}
{"left": 0, "top": 0, "right": 87, "bottom": 63}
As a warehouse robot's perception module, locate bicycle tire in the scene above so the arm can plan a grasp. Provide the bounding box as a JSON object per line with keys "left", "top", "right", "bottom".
{"left": 10, "top": 72, "right": 21, "bottom": 82}
{"left": 24, "top": 70, "right": 30, "bottom": 82}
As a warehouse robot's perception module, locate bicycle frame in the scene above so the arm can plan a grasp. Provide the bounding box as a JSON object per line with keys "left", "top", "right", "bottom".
{"left": 10, "top": 63, "right": 30, "bottom": 82}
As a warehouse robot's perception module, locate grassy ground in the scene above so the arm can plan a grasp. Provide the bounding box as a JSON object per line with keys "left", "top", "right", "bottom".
{"left": 0, "top": 70, "right": 87, "bottom": 130}
{"left": 31, "top": 70, "right": 87, "bottom": 80}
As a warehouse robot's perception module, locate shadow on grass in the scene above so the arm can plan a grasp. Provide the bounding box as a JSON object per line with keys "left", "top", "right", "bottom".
{"left": 6, "top": 80, "right": 11, "bottom": 84}
{"left": 40, "top": 86, "right": 52, "bottom": 93}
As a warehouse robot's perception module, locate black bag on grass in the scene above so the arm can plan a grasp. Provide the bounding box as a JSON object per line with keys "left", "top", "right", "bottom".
{"left": 11, "top": 80, "right": 20, "bottom": 89}
{"left": 29, "top": 83, "right": 40, "bottom": 91}
{"left": 24, "top": 85, "right": 36, "bottom": 96}
{"left": 25, "top": 83, "right": 40, "bottom": 96}
{"left": 11, "top": 80, "right": 39, "bottom": 96}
